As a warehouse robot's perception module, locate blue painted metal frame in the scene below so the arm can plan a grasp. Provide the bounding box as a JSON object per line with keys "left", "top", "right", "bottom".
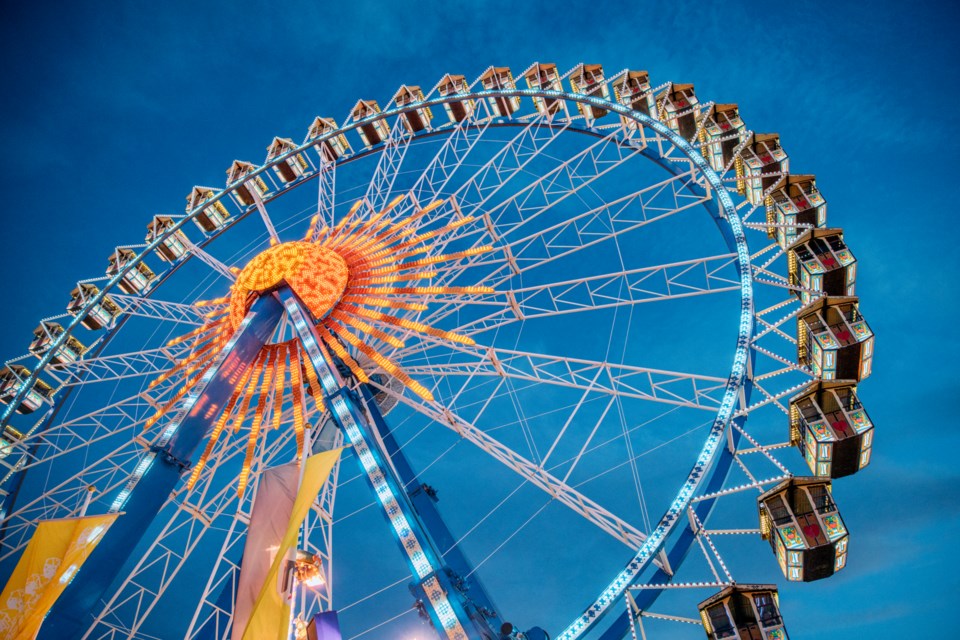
{"left": 0, "top": 83, "right": 760, "bottom": 640}
{"left": 38, "top": 294, "right": 284, "bottom": 639}
{"left": 280, "top": 287, "right": 500, "bottom": 640}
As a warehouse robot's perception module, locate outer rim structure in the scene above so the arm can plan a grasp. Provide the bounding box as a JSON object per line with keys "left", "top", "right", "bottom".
{"left": 2, "top": 84, "right": 756, "bottom": 638}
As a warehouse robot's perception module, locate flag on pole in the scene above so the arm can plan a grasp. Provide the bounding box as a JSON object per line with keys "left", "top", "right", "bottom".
{"left": 237, "top": 448, "right": 341, "bottom": 640}
{"left": 0, "top": 513, "right": 119, "bottom": 640}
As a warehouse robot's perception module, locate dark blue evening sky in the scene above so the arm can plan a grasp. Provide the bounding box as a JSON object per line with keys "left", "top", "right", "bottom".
{"left": 1, "top": 1, "right": 957, "bottom": 637}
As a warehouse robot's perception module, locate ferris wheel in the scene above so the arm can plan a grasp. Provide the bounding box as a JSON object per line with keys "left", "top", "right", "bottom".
{"left": 0, "top": 62, "right": 875, "bottom": 640}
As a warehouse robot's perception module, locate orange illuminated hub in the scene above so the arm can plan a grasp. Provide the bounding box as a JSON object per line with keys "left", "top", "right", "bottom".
{"left": 153, "top": 195, "right": 494, "bottom": 495}
{"left": 229, "top": 241, "right": 348, "bottom": 329}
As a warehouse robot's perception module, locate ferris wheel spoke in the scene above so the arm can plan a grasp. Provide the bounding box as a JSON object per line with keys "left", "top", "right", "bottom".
{"left": 362, "top": 117, "right": 412, "bottom": 213}
{"left": 247, "top": 183, "right": 281, "bottom": 245}
{"left": 370, "top": 381, "right": 650, "bottom": 551}
{"left": 400, "top": 344, "right": 727, "bottom": 412}
{"left": 414, "top": 113, "right": 561, "bottom": 232}
{"left": 452, "top": 253, "right": 740, "bottom": 337}
{"left": 414, "top": 169, "right": 711, "bottom": 331}
{"left": 46, "top": 345, "right": 188, "bottom": 387}
{"left": 181, "top": 237, "right": 238, "bottom": 282}
{"left": 437, "top": 126, "right": 642, "bottom": 252}
{"left": 313, "top": 150, "right": 337, "bottom": 233}
{"left": 398, "top": 106, "right": 493, "bottom": 217}
{"left": 110, "top": 293, "right": 208, "bottom": 326}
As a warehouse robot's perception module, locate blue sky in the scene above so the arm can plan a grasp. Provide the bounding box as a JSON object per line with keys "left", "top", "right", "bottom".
{"left": 1, "top": 1, "right": 958, "bottom": 638}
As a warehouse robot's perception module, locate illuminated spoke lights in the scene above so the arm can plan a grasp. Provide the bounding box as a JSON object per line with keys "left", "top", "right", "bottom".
{"left": 150, "top": 197, "right": 492, "bottom": 494}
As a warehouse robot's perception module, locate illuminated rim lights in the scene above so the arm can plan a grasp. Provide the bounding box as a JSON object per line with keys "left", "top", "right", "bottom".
{"left": 5, "top": 85, "right": 755, "bottom": 638}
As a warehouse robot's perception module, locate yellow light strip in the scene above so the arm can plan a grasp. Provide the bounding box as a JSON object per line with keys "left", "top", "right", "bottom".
{"left": 143, "top": 361, "right": 214, "bottom": 430}
{"left": 238, "top": 348, "right": 276, "bottom": 496}
{"left": 289, "top": 342, "right": 306, "bottom": 462}
{"left": 348, "top": 271, "right": 437, "bottom": 285}
{"left": 231, "top": 349, "right": 267, "bottom": 434}
{"left": 165, "top": 319, "right": 226, "bottom": 347}
{"left": 341, "top": 304, "right": 474, "bottom": 345}
{"left": 340, "top": 295, "right": 428, "bottom": 312}
{"left": 300, "top": 343, "right": 326, "bottom": 416}
{"left": 271, "top": 345, "right": 287, "bottom": 433}
{"left": 330, "top": 310, "right": 405, "bottom": 349}
{"left": 351, "top": 285, "right": 494, "bottom": 296}
{"left": 328, "top": 321, "right": 433, "bottom": 401}
{"left": 316, "top": 324, "right": 369, "bottom": 383}
{"left": 186, "top": 364, "right": 252, "bottom": 490}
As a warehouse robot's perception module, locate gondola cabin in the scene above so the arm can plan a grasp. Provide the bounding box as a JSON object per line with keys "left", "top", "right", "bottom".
{"left": 698, "top": 584, "right": 788, "bottom": 640}
{"left": 657, "top": 83, "right": 699, "bottom": 140}
{"left": 186, "top": 186, "right": 231, "bottom": 233}
{"left": 798, "top": 296, "right": 873, "bottom": 381}
{"left": 106, "top": 248, "right": 155, "bottom": 294}
{"left": 437, "top": 74, "right": 475, "bottom": 123}
{"left": 146, "top": 216, "right": 189, "bottom": 262}
{"left": 0, "top": 425, "right": 24, "bottom": 458}
{"left": 700, "top": 104, "right": 747, "bottom": 171}
{"left": 226, "top": 160, "right": 270, "bottom": 207}
{"left": 393, "top": 85, "right": 433, "bottom": 134}
{"left": 266, "top": 137, "right": 310, "bottom": 184}
{"left": 791, "top": 381, "right": 874, "bottom": 478}
{"left": 350, "top": 100, "right": 389, "bottom": 147}
{"left": 480, "top": 67, "right": 521, "bottom": 117}
{"left": 613, "top": 70, "right": 656, "bottom": 131}
{"left": 759, "top": 477, "right": 850, "bottom": 582}
{"left": 305, "top": 117, "right": 351, "bottom": 162}
{"left": 767, "top": 175, "right": 826, "bottom": 249}
{"left": 788, "top": 229, "right": 856, "bottom": 305}
{"left": 570, "top": 63, "right": 610, "bottom": 121}
{"left": 30, "top": 322, "right": 86, "bottom": 365}
{"left": 523, "top": 63, "right": 563, "bottom": 116}
{"left": 0, "top": 365, "right": 53, "bottom": 415}
{"left": 67, "top": 283, "right": 121, "bottom": 330}
{"left": 738, "top": 134, "right": 789, "bottom": 207}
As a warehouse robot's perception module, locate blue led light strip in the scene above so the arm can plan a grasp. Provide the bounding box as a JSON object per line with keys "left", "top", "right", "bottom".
{"left": 280, "top": 290, "right": 474, "bottom": 640}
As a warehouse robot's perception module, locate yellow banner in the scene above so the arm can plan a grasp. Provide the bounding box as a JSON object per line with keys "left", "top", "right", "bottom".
{"left": 0, "top": 513, "right": 119, "bottom": 640}
{"left": 242, "top": 448, "right": 342, "bottom": 640}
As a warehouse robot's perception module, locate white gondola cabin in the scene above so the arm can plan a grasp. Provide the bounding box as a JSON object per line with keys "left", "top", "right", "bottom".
{"left": 767, "top": 175, "right": 826, "bottom": 249}
{"left": 186, "top": 186, "right": 231, "bottom": 233}
{"left": 523, "top": 63, "right": 563, "bottom": 116}
{"left": 305, "top": 117, "right": 351, "bottom": 162}
{"left": 788, "top": 229, "right": 857, "bottom": 305}
{"left": 738, "top": 134, "right": 789, "bottom": 206}
{"left": 393, "top": 85, "right": 433, "bottom": 134}
{"left": 791, "top": 381, "right": 874, "bottom": 478}
{"left": 698, "top": 584, "right": 788, "bottom": 640}
{"left": 226, "top": 160, "right": 270, "bottom": 207}
{"left": 480, "top": 67, "right": 520, "bottom": 117}
{"left": 657, "top": 82, "right": 699, "bottom": 140}
{"left": 570, "top": 63, "right": 610, "bottom": 122}
{"left": 67, "top": 283, "right": 120, "bottom": 330}
{"left": 437, "top": 74, "right": 475, "bottom": 123}
{"left": 798, "top": 296, "right": 874, "bottom": 381}
{"left": 106, "top": 248, "right": 155, "bottom": 294}
{"left": 30, "top": 322, "right": 86, "bottom": 365}
{"left": 700, "top": 104, "right": 747, "bottom": 171}
{"left": 0, "top": 425, "right": 24, "bottom": 458}
{"left": 350, "top": 100, "right": 389, "bottom": 148}
{"left": 613, "top": 70, "right": 656, "bottom": 132}
{"left": 266, "top": 137, "right": 310, "bottom": 184}
{"left": 0, "top": 365, "right": 53, "bottom": 415}
{"left": 759, "top": 477, "right": 850, "bottom": 582}
{"left": 146, "top": 216, "right": 189, "bottom": 262}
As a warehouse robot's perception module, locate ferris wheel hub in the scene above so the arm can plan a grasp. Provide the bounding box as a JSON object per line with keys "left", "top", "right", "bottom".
{"left": 229, "top": 241, "right": 348, "bottom": 328}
